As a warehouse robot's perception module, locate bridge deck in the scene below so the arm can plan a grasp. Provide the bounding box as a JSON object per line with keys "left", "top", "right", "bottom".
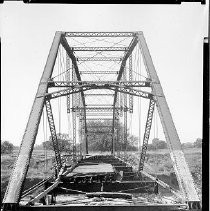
{"left": 17, "top": 155, "right": 188, "bottom": 210}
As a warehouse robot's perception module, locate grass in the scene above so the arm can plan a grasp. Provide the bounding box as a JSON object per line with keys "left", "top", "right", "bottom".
{"left": 119, "top": 148, "right": 202, "bottom": 199}
{"left": 1, "top": 147, "right": 202, "bottom": 203}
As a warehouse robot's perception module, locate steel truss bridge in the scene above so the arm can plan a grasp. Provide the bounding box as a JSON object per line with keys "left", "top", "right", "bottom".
{"left": 2, "top": 32, "right": 201, "bottom": 211}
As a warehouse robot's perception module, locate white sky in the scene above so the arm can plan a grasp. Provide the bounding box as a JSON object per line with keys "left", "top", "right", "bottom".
{"left": 1, "top": 2, "right": 208, "bottom": 146}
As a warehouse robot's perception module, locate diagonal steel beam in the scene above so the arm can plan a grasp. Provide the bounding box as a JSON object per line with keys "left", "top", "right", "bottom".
{"left": 44, "top": 87, "right": 92, "bottom": 100}
{"left": 138, "top": 32, "right": 200, "bottom": 206}
{"left": 138, "top": 99, "right": 155, "bottom": 171}
{"left": 3, "top": 32, "right": 63, "bottom": 205}
{"left": 60, "top": 36, "right": 88, "bottom": 154}
{"left": 45, "top": 99, "right": 62, "bottom": 169}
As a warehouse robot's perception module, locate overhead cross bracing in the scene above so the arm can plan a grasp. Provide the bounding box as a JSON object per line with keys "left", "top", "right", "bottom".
{"left": 3, "top": 31, "right": 201, "bottom": 211}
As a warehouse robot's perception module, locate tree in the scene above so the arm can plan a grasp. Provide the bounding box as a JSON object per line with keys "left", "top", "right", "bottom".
{"left": 43, "top": 133, "right": 72, "bottom": 153}
{"left": 152, "top": 138, "right": 167, "bottom": 149}
{"left": 194, "top": 138, "right": 202, "bottom": 148}
{"left": 147, "top": 144, "right": 156, "bottom": 151}
{"left": 126, "top": 135, "right": 138, "bottom": 151}
{"left": 80, "top": 120, "right": 138, "bottom": 152}
{"left": 1, "top": 141, "right": 14, "bottom": 154}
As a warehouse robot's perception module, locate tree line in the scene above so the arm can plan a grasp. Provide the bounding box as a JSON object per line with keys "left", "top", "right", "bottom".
{"left": 1, "top": 133, "right": 202, "bottom": 155}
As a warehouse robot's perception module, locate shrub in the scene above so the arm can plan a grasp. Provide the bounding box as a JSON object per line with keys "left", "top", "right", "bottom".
{"left": 194, "top": 138, "right": 202, "bottom": 148}
{"left": 152, "top": 138, "right": 167, "bottom": 149}
{"left": 1, "top": 141, "right": 14, "bottom": 154}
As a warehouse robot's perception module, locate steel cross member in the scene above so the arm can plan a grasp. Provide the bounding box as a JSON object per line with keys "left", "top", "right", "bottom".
{"left": 72, "top": 47, "right": 128, "bottom": 51}
{"left": 45, "top": 85, "right": 153, "bottom": 100}
{"left": 65, "top": 32, "right": 135, "bottom": 37}
{"left": 86, "top": 118, "right": 119, "bottom": 121}
{"left": 87, "top": 131, "right": 112, "bottom": 134}
{"left": 86, "top": 113, "right": 113, "bottom": 116}
{"left": 84, "top": 93, "right": 114, "bottom": 96}
{"left": 71, "top": 107, "right": 129, "bottom": 112}
{"left": 47, "top": 80, "right": 151, "bottom": 88}
{"left": 80, "top": 71, "right": 119, "bottom": 74}
{"left": 77, "top": 57, "right": 122, "bottom": 61}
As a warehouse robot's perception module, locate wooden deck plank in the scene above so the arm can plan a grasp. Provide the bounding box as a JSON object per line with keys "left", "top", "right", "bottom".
{"left": 65, "top": 163, "right": 115, "bottom": 177}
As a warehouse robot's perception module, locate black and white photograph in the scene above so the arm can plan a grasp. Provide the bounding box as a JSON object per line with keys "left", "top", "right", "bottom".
{"left": 1, "top": 2, "right": 208, "bottom": 211}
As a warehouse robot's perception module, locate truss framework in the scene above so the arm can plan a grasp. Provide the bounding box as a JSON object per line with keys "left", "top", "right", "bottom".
{"left": 3, "top": 31, "right": 200, "bottom": 209}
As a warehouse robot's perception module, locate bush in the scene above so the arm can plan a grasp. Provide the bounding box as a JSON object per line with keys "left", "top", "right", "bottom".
{"left": 147, "top": 144, "right": 156, "bottom": 151}
{"left": 152, "top": 138, "right": 167, "bottom": 149}
{"left": 194, "top": 138, "right": 202, "bottom": 148}
{"left": 1, "top": 141, "right": 14, "bottom": 154}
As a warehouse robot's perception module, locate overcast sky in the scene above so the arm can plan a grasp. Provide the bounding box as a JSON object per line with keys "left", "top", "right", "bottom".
{"left": 1, "top": 2, "right": 208, "bottom": 146}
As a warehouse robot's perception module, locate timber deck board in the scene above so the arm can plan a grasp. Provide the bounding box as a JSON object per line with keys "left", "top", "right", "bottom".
{"left": 65, "top": 163, "right": 115, "bottom": 177}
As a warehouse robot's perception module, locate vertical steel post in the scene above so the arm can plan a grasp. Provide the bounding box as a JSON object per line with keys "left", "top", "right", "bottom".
{"left": 79, "top": 116, "right": 83, "bottom": 158}
{"left": 3, "top": 32, "right": 63, "bottom": 205}
{"left": 123, "top": 69, "right": 127, "bottom": 153}
{"left": 66, "top": 53, "right": 71, "bottom": 114}
{"left": 137, "top": 32, "right": 200, "bottom": 203}
{"left": 72, "top": 66, "right": 77, "bottom": 161}
{"left": 129, "top": 55, "right": 133, "bottom": 113}
{"left": 66, "top": 53, "right": 72, "bottom": 156}
{"left": 111, "top": 110, "right": 115, "bottom": 155}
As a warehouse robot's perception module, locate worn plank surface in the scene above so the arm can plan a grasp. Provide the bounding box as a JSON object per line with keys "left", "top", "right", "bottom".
{"left": 65, "top": 163, "right": 115, "bottom": 177}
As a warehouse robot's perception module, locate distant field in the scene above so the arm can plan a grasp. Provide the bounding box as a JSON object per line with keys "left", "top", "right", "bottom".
{"left": 1, "top": 148, "right": 202, "bottom": 203}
